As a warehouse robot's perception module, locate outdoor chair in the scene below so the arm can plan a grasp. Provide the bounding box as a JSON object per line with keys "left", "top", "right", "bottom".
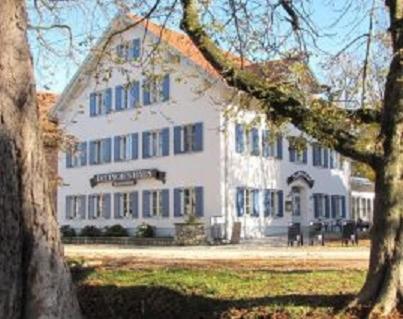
{"left": 308, "top": 221, "right": 325, "bottom": 246}
{"left": 341, "top": 220, "right": 359, "bottom": 246}
{"left": 287, "top": 223, "right": 303, "bottom": 246}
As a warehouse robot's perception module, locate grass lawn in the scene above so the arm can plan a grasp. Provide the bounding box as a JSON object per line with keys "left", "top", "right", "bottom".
{"left": 70, "top": 258, "right": 370, "bottom": 319}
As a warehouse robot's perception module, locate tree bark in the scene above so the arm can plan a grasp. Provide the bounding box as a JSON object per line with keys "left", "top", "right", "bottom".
{"left": 0, "top": 1, "right": 81, "bottom": 318}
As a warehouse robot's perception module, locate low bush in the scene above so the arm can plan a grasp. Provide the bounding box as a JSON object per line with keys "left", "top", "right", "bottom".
{"left": 104, "top": 224, "right": 128, "bottom": 237}
{"left": 60, "top": 225, "right": 76, "bottom": 237}
{"left": 136, "top": 223, "right": 155, "bottom": 238}
{"left": 80, "top": 225, "right": 102, "bottom": 237}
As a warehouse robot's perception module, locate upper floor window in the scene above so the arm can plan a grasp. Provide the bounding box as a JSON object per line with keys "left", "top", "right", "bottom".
{"left": 65, "top": 195, "right": 86, "bottom": 220}
{"left": 236, "top": 124, "right": 282, "bottom": 159}
{"left": 116, "top": 38, "right": 141, "bottom": 61}
{"left": 143, "top": 189, "right": 169, "bottom": 218}
{"left": 142, "top": 128, "right": 169, "bottom": 158}
{"left": 114, "top": 133, "right": 138, "bottom": 162}
{"left": 174, "top": 187, "right": 204, "bottom": 217}
{"left": 143, "top": 74, "right": 170, "bottom": 105}
{"left": 312, "top": 143, "right": 330, "bottom": 168}
{"left": 174, "top": 123, "right": 203, "bottom": 154}
{"left": 115, "top": 81, "right": 140, "bottom": 111}
{"left": 288, "top": 138, "right": 308, "bottom": 164}
{"left": 66, "top": 142, "right": 87, "bottom": 168}
{"left": 114, "top": 192, "right": 138, "bottom": 219}
{"left": 89, "top": 138, "right": 112, "bottom": 165}
{"left": 89, "top": 88, "right": 112, "bottom": 117}
{"left": 88, "top": 193, "right": 111, "bottom": 219}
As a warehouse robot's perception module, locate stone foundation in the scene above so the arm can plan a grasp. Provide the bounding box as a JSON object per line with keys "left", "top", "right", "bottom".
{"left": 174, "top": 223, "right": 206, "bottom": 246}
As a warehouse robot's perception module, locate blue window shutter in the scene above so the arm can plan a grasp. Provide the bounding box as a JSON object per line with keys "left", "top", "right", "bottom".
{"left": 324, "top": 148, "right": 329, "bottom": 168}
{"left": 89, "top": 93, "right": 96, "bottom": 117}
{"left": 161, "top": 74, "right": 170, "bottom": 101}
{"left": 161, "top": 128, "right": 170, "bottom": 156}
{"left": 114, "top": 136, "right": 120, "bottom": 162}
{"left": 161, "top": 189, "right": 169, "bottom": 217}
{"left": 235, "top": 124, "right": 244, "bottom": 153}
{"left": 289, "top": 147, "right": 296, "bottom": 162}
{"left": 264, "top": 190, "right": 271, "bottom": 217}
{"left": 131, "top": 38, "right": 141, "bottom": 59}
{"left": 79, "top": 195, "right": 86, "bottom": 219}
{"left": 303, "top": 148, "right": 308, "bottom": 164}
{"left": 277, "top": 135, "right": 283, "bottom": 159}
{"left": 252, "top": 190, "right": 260, "bottom": 217}
{"left": 88, "top": 195, "right": 95, "bottom": 219}
{"left": 130, "top": 192, "right": 139, "bottom": 218}
{"left": 312, "top": 144, "right": 316, "bottom": 166}
{"left": 143, "top": 190, "right": 151, "bottom": 218}
{"left": 80, "top": 142, "right": 87, "bottom": 166}
{"left": 65, "top": 196, "right": 72, "bottom": 219}
{"left": 174, "top": 126, "right": 182, "bottom": 154}
{"left": 330, "top": 151, "right": 334, "bottom": 168}
{"left": 103, "top": 138, "right": 112, "bottom": 163}
{"left": 129, "top": 81, "right": 140, "bottom": 108}
{"left": 251, "top": 128, "right": 259, "bottom": 156}
{"left": 193, "top": 122, "right": 203, "bottom": 152}
{"left": 236, "top": 187, "right": 244, "bottom": 217}
{"left": 277, "top": 191, "right": 284, "bottom": 217}
{"left": 66, "top": 151, "right": 73, "bottom": 168}
{"left": 325, "top": 195, "right": 330, "bottom": 218}
{"left": 195, "top": 187, "right": 204, "bottom": 217}
{"left": 115, "top": 85, "right": 123, "bottom": 111}
{"left": 331, "top": 195, "right": 337, "bottom": 218}
{"left": 262, "top": 130, "right": 270, "bottom": 157}
{"left": 313, "top": 194, "right": 319, "bottom": 218}
{"left": 114, "top": 193, "right": 122, "bottom": 219}
{"left": 89, "top": 141, "right": 96, "bottom": 165}
{"left": 142, "top": 132, "right": 150, "bottom": 158}
{"left": 102, "top": 194, "right": 111, "bottom": 219}
{"left": 341, "top": 196, "right": 346, "bottom": 218}
{"left": 174, "top": 189, "right": 182, "bottom": 217}
{"left": 104, "top": 88, "right": 112, "bottom": 113}
{"left": 131, "top": 133, "right": 138, "bottom": 160}
{"left": 143, "top": 80, "right": 151, "bottom": 105}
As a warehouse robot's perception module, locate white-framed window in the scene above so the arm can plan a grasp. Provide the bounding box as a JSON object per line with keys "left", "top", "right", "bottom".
{"left": 179, "top": 188, "right": 196, "bottom": 216}
{"left": 182, "top": 124, "right": 196, "bottom": 152}
{"left": 119, "top": 135, "right": 131, "bottom": 161}
{"left": 116, "top": 38, "right": 141, "bottom": 61}
{"left": 119, "top": 193, "right": 132, "bottom": 218}
{"left": 66, "top": 195, "right": 85, "bottom": 220}
{"left": 151, "top": 190, "right": 163, "bottom": 217}
{"left": 93, "top": 140, "right": 102, "bottom": 164}
{"left": 143, "top": 74, "right": 170, "bottom": 105}
{"left": 149, "top": 130, "right": 164, "bottom": 157}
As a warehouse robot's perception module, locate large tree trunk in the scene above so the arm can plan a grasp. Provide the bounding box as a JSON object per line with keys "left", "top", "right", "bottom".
{"left": 0, "top": 1, "right": 81, "bottom": 318}
{"left": 352, "top": 1, "right": 403, "bottom": 316}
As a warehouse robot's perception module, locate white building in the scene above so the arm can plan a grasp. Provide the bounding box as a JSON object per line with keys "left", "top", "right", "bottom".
{"left": 52, "top": 15, "right": 351, "bottom": 240}
{"left": 351, "top": 177, "right": 375, "bottom": 223}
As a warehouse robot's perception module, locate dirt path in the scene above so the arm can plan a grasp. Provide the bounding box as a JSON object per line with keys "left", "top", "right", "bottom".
{"left": 65, "top": 244, "right": 369, "bottom": 270}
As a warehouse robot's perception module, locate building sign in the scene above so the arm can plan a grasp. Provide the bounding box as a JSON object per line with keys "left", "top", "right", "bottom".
{"left": 90, "top": 169, "right": 166, "bottom": 187}
{"left": 287, "top": 171, "right": 314, "bottom": 188}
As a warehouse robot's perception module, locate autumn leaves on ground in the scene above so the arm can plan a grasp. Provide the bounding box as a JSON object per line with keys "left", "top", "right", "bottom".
{"left": 69, "top": 255, "right": 401, "bottom": 319}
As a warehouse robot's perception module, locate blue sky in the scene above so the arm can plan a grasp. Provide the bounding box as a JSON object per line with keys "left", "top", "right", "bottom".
{"left": 28, "top": 1, "right": 384, "bottom": 94}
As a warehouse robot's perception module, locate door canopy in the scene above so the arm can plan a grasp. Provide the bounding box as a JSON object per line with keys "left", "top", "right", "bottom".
{"left": 287, "top": 171, "right": 315, "bottom": 188}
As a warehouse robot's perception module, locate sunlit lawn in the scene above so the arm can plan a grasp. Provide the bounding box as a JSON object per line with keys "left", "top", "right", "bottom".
{"left": 71, "top": 259, "right": 366, "bottom": 318}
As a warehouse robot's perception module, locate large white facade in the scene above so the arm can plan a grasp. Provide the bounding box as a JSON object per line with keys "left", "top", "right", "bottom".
{"left": 54, "top": 15, "right": 351, "bottom": 239}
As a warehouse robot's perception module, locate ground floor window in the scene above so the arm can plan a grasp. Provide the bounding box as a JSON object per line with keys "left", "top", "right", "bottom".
{"left": 313, "top": 193, "right": 330, "bottom": 218}
{"left": 331, "top": 195, "right": 346, "bottom": 219}
{"left": 143, "top": 189, "right": 169, "bottom": 218}
{"left": 65, "top": 195, "right": 86, "bottom": 219}
{"left": 236, "top": 188, "right": 260, "bottom": 217}
{"left": 174, "top": 187, "right": 204, "bottom": 217}
{"left": 262, "top": 189, "right": 284, "bottom": 217}
{"left": 88, "top": 193, "right": 111, "bottom": 219}
{"left": 114, "top": 192, "right": 138, "bottom": 218}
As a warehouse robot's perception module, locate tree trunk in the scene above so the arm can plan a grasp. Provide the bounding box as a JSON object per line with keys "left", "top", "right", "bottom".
{"left": 351, "top": 1, "right": 403, "bottom": 316}
{"left": 0, "top": 1, "right": 81, "bottom": 318}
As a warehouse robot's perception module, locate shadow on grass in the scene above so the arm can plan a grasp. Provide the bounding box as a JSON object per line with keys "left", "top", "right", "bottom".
{"left": 76, "top": 284, "right": 354, "bottom": 319}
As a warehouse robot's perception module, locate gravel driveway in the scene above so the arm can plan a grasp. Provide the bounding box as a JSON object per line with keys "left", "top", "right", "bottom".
{"left": 65, "top": 243, "right": 369, "bottom": 261}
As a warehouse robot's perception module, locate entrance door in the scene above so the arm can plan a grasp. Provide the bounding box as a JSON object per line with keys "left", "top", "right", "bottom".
{"left": 291, "top": 186, "right": 303, "bottom": 224}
